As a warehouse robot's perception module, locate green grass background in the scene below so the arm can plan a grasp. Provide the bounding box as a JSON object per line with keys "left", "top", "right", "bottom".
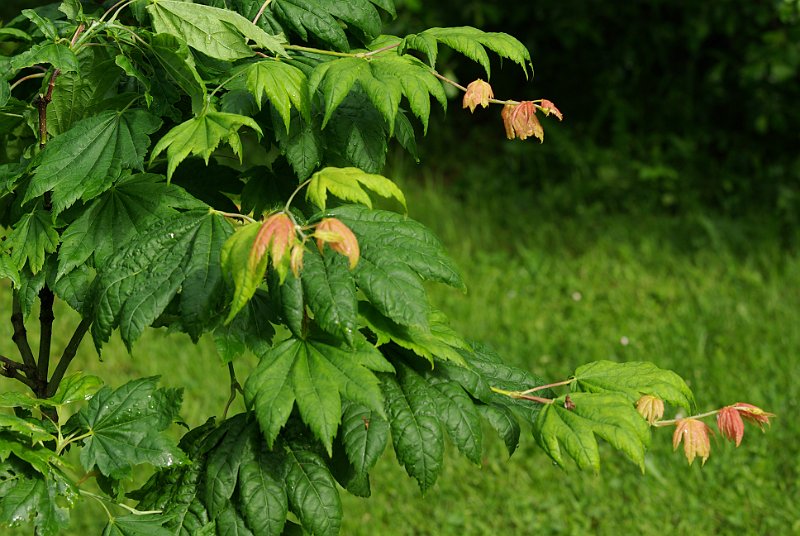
{"left": 2, "top": 170, "right": 798, "bottom": 535}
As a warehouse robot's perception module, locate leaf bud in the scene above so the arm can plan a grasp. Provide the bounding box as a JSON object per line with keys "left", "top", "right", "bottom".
{"left": 315, "top": 218, "right": 360, "bottom": 269}
{"left": 501, "top": 101, "right": 544, "bottom": 142}
{"left": 539, "top": 99, "right": 563, "bottom": 120}
{"left": 462, "top": 79, "right": 494, "bottom": 112}
{"left": 733, "top": 403, "right": 775, "bottom": 430}
{"left": 673, "top": 418, "right": 713, "bottom": 466}
{"left": 636, "top": 395, "right": 664, "bottom": 425}
{"left": 716, "top": 405, "right": 745, "bottom": 447}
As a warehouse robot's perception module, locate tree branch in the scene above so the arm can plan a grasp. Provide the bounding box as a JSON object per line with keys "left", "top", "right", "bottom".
{"left": 45, "top": 317, "right": 92, "bottom": 398}
{"left": 11, "top": 291, "right": 36, "bottom": 372}
{"left": 37, "top": 287, "right": 55, "bottom": 397}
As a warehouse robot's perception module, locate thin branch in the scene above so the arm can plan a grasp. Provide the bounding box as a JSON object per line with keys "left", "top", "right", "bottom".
{"left": 252, "top": 0, "right": 273, "bottom": 25}
{"left": 11, "top": 291, "right": 36, "bottom": 372}
{"left": 0, "top": 354, "right": 28, "bottom": 372}
{"left": 36, "top": 287, "right": 55, "bottom": 396}
{"left": 519, "top": 378, "right": 574, "bottom": 396}
{"left": 216, "top": 211, "right": 257, "bottom": 224}
{"left": 46, "top": 318, "right": 92, "bottom": 398}
{"left": 0, "top": 366, "right": 36, "bottom": 390}
{"left": 284, "top": 44, "right": 354, "bottom": 58}
{"left": 9, "top": 72, "right": 46, "bottom": 92}
{"left": 356, "top": 42, "right": 401, "bottom": 58}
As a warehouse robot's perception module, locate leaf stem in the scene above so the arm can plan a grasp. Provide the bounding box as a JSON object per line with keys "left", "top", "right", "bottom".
{"left": 216, "top": 211, "right": 257, "bottom": 224}
{"left": 519, "top": 378, "right": 574, "bottom": 396}
{"left": 654, "top": 409, "right": 721, "bottom": 427}
{"left": 9, "top": 73, "right": 46, "bottom": 92}
{"left": 284, "top": 178, "right": 313, "bottom": 213}
{"left": 252, "top": 0, "right": 273, "bottom": 25}
{"left": 490, "top": 386, "right": 553, "bottom": 404}
{"left": 356, "top": 42, "right": 401, "bottom": 58}
{"left": 46, "top": 318, "right": 92, "bottom": 398}
{"left": 284, "top": 44, "right": 354, "bottom": 58}
{"left": 222, "top": 362, "right": 242, "bottom": 420}
{"left": 430, "top": 70, "right": 522, "bottom": 106}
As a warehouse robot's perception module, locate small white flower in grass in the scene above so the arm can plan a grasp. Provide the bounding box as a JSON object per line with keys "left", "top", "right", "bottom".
{"left": 620, "top": 336, "right": 630, "bottom": 346}
{"left": 571, "top": 291, "right": 582, "bottom": 301}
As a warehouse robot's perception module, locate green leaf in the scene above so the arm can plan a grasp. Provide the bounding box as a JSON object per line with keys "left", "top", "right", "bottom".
{"left": 221, "top": 222, "right": 267, "bottom": 324}
{"left": 237, "top": 450, "right": 288, "bottom": 536}
{"left": 306, "top": 166, "right": 406, "bottom": 211}
{"left": 273, "top": 111, "right": 323, "bottom": 180}
{"left": 533, "top": 392, "right": 652, "bottom": 472}
{"left": 270, "top": 268, "right": 305, "bottom": 338}
{"left": 214, "top": 290, "right": 276, "bottom": 361}
{"left": 330, "top": 204, "right": 464, "bottom": 289}
{"left": 401, "top": 26, "right": 531, "bottom": 78}
{"left": 245, "top": 337, "right": 389, "bottom": 450}
{"left": 283, "top": 443, "right": 342, "bottom": 536}
{"left": 21, "top": 9, "right": 57, "bottom": 40}
{"left": 270, "top": 0, "right": 382, "bottom": 51}
{"left": 7, "top": 208, "right": 59, "bottom": 274}
{"left": 324, "top": 91, "right": 387, "bottom": 173}
{"left": 340, "top": 400, "right": 388, "bottom": 475}
{"left": 245, "top": 339, "right": 298, "bottom": 448}
{"left": 381, "top": 368, "right": 443, "bottom": 494}
{"left": 10, "top": 43, "right": 78, "bottom": 73}
{"left": 300, "top": 246, "right": 358, "bottom": 344}
{"left": 76, "top": 377, "right": 187, "bottom": 477}
{"left": 215, "top": 503, "right": 253, "bottom": 536}
{"left": 147, "top": 0, "right": 286, "bottom": 61}
{"left": 49, "top": 372, "right": 103, "bottom": 406}
{"left": 51, "top": 264, "right": 92, "bottom": 314}
{"left": 150, "top": 33, "right": 207, "bottom": 115}
{"left": 476, "top": 404, "right": 520, "bottom": 456}
{"left": 309, "top": 50, "right": 446, "bottom": 133}
{"left": 361, "top": 304, "right": 468, "bottom": 365}
{"left": 26, "top": 109, "right": 162, "bottom": 214}
{"left": 91, "top": 211, "right": 232, "bottom": 348}
{"left": 232, "top": 60, "right": 310, "bottom": 131}
{"left": 573, "top": 360, "right": 695, "bottom": 412}
{"left": 0, "top": 252, "right": 20, "bottom": 288}
{"left": 57, "top": 173, "right": 204, "bottom": 278}
{"left": 0, "top": 471, "right": 71, "bottom": 536}
{"left": 204, "top": 416, "right": 252, "bottom": 518}
{"left": 150, "top": 109, "right": 263, "bottom": 180}
{"left": 103, "top": 514, "right": 173, "bottom": 536}
{"left": 59, "top": 0, "right": 83, "bottom": 21}
{"left": 0, "top": 414, "right": 55, "bottom": 443}
{"left": 427, "top": 379, "right": 483, "bottom": 465}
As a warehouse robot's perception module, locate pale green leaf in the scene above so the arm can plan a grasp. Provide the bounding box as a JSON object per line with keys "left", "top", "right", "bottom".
{"left": 1, "top": 248, "right": 22, "bottom": 287}
{"left": 10, "top": 43, "right": 78, "bottom": 73}
{"left": 49, "top": 372, "right": 103, "bottom": 406}
{"left": 307, "top": 166, "right": 406, "bottom": 211}
{"left": 0, "top": 414, "right": 55, "bottom": 443}
{"left": 150, "top": 110, "right": 263, "bottom": 180}
{"left": 533, "top": 392, "right": 652, "bottom": 472}
{"left": 221, "top": 222, "right": 268, "bottom": 324}
{"left": 147, "top": 0, "right": 286, "bottom": 61}
{"left": 573, "top": 360, "right": 696, "bottom": 412}
{"left": 401, "top": 26, "right": 531, "bottom": 78}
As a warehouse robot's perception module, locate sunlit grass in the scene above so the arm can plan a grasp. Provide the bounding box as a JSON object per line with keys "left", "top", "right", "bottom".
{"left": 2, "top": 175, "right": 797, "bottom": 535}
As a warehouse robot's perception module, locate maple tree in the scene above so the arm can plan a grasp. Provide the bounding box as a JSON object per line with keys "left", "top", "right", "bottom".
{"left": 0, "top": 1, "right": 773, "bottom": 534}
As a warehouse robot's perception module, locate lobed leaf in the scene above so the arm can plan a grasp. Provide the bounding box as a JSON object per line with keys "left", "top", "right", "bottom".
{"left": 26, "top": 109, "right": 162, "bottom": 214}
{"left": 533, "top": 392, "right": 652, "bottom": 472}
{"left": 401, "top": 26, "right": 531, "bottom": 78}
{"left": 340, "top": 400, "right": 389, "bottom": 475}
{"left": 150, "top": 109, "right": 263, "bottom": 180}
{"left": 307, "top": 166, "right": 406, "bottom": 211}
{"left": 232, "top": 60, "right": 310, "bottom": 132}
{"left": 147, "top": 0, "right": 285, "bottom": 61}
{"left": 283, "top": 442, "right": 342, "bottom": 536}
{"left": 10, "top": 42, "right": 78, "bottom": 73}
{"left": 573, "top": 360, "right": 695, "bottom": 412}
{"left": 6, "top": 208, "right": 59, "bottom": 274}
{"left": 269, "top": 0, "right": 382, "bottom": 52}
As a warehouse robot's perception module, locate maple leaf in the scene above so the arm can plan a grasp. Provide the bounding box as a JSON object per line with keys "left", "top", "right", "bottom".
{"left": 716, "top": 406, "right": 744, "bottom": 447}
{"left": 539, "top": 99, "right": 563, "bottom": 120}
{"left": 734, "top": 403, "right": 775, "bottom": 430}
{"left": 315, "top": 218, "right": 360, "bottom": 269}
{"left": 635, "top": 395, "right": 664, "bottom": 425}
{"left": 290, "top": 242, "right": 305, "bottom": 278}
{"left": 501, "top": 101, "right": 544, "bottom": 142}
{"left": 462, "top": 79, "right": 494, "bottom": 112}
{"left": 673, "top": 418, "right": 713, "bottom": 466}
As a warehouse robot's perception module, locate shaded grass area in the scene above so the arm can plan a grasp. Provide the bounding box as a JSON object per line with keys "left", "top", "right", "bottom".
{"left": 2, "top": 178, "right": 798, "bottom": 535}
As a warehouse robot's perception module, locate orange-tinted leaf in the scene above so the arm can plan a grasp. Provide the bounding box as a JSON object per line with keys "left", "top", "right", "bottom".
{"left": 500, "top": 101, "right": 544, "bottom": 142}
{"left": 539, "top": 99, "right": 563, "bottom": 120}
{"left": 636, "top": 395, "right": 664, "bottom": 425}
{"left": 717, "top": 406, "right": 744, "bottom": 447}
{"left": 290, "top": 242, "right": 305, "bottom": 278}
{"left": 734, "top": 403, "right": 775, "bottom": 430}
{"left": 315, "top": 218, "right": 360, "bottom": 269}
{"left": 462, "top": 79, "right": 494, "bottom": 112}
{"left": 673, "top": 418, "right": 712, "bottom": 466}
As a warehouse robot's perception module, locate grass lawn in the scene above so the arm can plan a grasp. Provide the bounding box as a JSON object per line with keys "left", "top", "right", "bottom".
{"left": 2, "top": 175, "right": 798, "bottom": 535}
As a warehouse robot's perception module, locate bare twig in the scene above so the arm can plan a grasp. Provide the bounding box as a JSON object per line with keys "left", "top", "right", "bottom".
{"left": 252, "top": 0, "right": 273, "bottom": 25}
{"left": 45, "top": 318, "right": 92, "bottom": 398}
